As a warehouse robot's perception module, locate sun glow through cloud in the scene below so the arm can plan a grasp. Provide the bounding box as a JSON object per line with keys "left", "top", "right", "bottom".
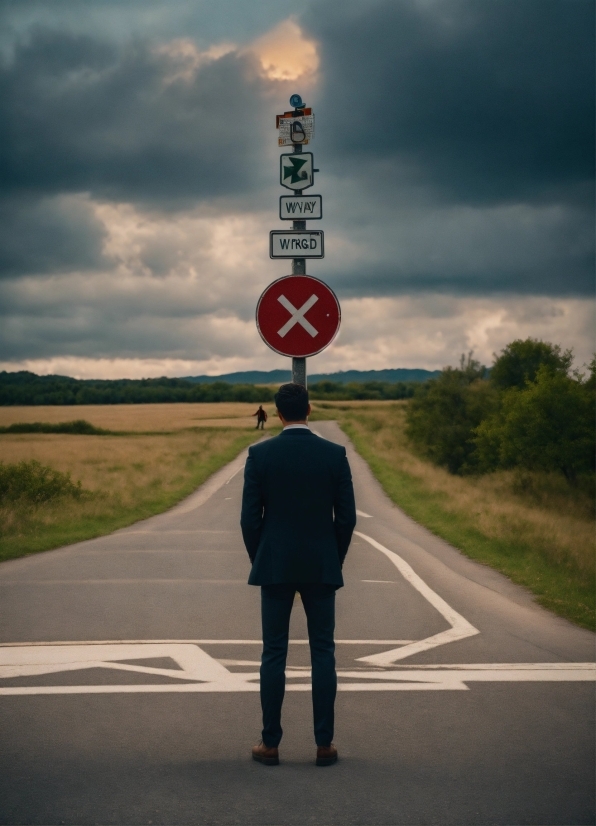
{"left": 249, "top": 19, "right": 319, "bottom": 81}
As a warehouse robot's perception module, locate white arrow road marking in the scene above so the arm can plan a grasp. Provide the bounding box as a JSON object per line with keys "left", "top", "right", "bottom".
{"left": 277, "top": 294, "right": 318, "bottom": 338}
{"left": 0, "top": 644, "right": 230, "bottom": 682}
{"left": 354, "top": 532, "right": 480, "bottom": 665}
{"left": 0, "top": 643, "right": 593, "bottom": 694}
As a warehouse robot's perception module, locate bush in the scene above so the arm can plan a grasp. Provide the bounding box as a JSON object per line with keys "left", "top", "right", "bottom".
{"left": 0, "top": 461, "right": 84, "bottom": 503}
{"left": 405, "top": 355, "right": 497, "bottom": 474}
{"left": 0, "top": 419, "right": 108, "bottom": 434}
{"left": 405, "top": 342, "right": 595, "bottom": 483}
{"left": 475, "top": 364, "right": 595, "bottom": 483}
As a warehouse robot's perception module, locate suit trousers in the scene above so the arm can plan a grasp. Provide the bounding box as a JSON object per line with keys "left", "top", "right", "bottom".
{"left": 260, "top": 583, "right": 337, "bottom": 748}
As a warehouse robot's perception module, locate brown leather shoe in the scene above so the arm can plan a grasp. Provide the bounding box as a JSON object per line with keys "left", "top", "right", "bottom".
{"left": 252, "top": 741, "right": 279, "bottom": 765}
{"left": 316, "top": 744, "right": 338, "bottom": 766}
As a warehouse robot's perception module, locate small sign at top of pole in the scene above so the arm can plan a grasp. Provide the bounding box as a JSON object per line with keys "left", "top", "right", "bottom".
{"left": 276, "top": 93, "right": 315, "bottom": 146}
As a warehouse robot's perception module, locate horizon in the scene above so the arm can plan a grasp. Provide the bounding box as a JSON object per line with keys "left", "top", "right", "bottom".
{"left": 1, "top": 365, "right": 442, "bottom": 383}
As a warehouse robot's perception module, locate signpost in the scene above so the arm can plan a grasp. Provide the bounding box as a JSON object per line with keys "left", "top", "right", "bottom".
{"left": 256, "top": 93, "right": 340, "bottom": 386}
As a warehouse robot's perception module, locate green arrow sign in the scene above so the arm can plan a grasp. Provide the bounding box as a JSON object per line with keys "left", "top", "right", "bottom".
{"left": 280, "top": 152, "right": 314, "bottom": 191}
{"left": 283, "top": 157, "right": 308, "bottom": 185}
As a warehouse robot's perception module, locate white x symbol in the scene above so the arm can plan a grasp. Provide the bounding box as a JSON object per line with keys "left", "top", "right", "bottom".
{"left": 277, "top": 294, "right": 319, "bottom": 338}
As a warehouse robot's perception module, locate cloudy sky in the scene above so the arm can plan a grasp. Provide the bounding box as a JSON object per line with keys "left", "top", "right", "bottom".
{"left": 0, "top": 0, "right": 593, "bottom": 378}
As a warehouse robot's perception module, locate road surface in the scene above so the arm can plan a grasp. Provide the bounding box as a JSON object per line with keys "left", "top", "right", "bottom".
{"left": 0, "top": 421, "right": 594, "bottom": 825}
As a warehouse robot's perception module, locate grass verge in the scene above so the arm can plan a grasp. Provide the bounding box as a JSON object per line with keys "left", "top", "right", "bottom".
{"left": 315, "top": 402, "right": 595, "bottom": 630}
{"left": 0, "top": 427, "right": 261, "bottom": 563}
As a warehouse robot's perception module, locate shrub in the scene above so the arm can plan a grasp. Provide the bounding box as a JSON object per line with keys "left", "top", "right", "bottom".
{"left": 405, "top": 355, "right": 497, "bottom": 474}
{"left": 475, "top": 364, "right": 595, "bottom": 483}
{"left": 0, "top": 419, "right": 108, "bottom": 434}
{"left": 0, "top": 460, "right": 84, "bottom": 503}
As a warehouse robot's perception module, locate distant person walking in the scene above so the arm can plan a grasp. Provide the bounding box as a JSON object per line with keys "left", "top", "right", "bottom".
{"left": 241, "top": 383, "right": 356, "bottom": 766}
{"left": 253, "top": 405, "right": 267, "bottom": 429}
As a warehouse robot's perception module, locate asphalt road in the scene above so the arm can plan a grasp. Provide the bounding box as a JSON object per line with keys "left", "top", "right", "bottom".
{"left": 0, "top": 421, "right": 594, "bottom": 826}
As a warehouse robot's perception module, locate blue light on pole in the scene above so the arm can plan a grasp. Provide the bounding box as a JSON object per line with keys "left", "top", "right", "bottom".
{"left": 289, "top": 94, "right": 304, "bottom": 109}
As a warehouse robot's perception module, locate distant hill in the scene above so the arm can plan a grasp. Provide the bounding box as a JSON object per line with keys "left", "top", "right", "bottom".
{"left": 0, "top": 368, "right": 440, "bottom": 405}
{"left": 183, "top": 368, "right": 440, "bottom": 385}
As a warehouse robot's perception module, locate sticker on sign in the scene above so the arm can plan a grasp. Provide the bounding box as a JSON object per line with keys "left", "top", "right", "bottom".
{"left": 270, "top": 231, "right": 324, "bottom": 258}
{"left": 277, "top": 115, "right": 315, "bottom": 146}
{"left": 279, "top": 195, "right": 322, "bottom": 220}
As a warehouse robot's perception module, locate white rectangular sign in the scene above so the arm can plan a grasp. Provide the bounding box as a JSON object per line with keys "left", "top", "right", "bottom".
{"left": 279, "top": 195, "right": 322, "bottom": 220}
{"left": 278, "top": 115, "right": 315, "bottom": 146}
{"left": 270, "top": 231, "right": 324, "bottom": 258}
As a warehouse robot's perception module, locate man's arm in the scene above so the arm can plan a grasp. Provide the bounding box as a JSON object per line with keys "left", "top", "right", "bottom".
{"left": 240, "top": 450, "right": 264, "bottom": 562}
{"left": 333, "top": 450, "right": 357, "bottom": 566}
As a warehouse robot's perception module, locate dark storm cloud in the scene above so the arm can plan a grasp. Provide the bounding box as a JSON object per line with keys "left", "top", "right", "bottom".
{"left": 0, "top": 0, "right": 314, "bottom": 53}
{"left": 0, "top": 27, "right": 268, "bottom": 204}
{"left": 0, "top": 275, "right": 251, "bottom": 361}
{"left": 325, "top": 255, "right": 595, "bottom": 299}
{"left": 0, "top": 194, "right": 107, "bottom": 277}
{"left": 305, "top": 0, "right": 595, "bottom": 208}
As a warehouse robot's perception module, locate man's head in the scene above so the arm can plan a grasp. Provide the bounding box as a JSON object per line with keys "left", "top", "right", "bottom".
{"left": 274, "top": 383, "right": 310, "bottom": 423}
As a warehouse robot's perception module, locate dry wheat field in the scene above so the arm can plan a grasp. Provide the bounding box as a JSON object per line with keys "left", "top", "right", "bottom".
{"left": 0, "top": 402, "right": 279, "bottom": 432}
{"left": 0, "top": 403, "right": 271, "bottom": 562}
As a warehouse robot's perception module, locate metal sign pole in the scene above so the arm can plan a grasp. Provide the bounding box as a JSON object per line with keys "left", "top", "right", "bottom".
{"left": 291, "top": 140, "right": 307, "bottom": 387}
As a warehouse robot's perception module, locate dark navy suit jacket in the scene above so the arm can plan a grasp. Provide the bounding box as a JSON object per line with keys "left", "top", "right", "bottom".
{"left": 240, "top": 428, "right": 357, "bottom": 587}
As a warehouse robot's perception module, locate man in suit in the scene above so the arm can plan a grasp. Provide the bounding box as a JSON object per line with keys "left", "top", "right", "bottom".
{"left": 241, "top": 383, "right": 356, "bottom": 766}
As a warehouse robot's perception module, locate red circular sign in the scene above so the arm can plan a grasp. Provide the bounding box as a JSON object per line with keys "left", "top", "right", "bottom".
{"left": 256, "top": 275, "right": 341, "bottom": 358}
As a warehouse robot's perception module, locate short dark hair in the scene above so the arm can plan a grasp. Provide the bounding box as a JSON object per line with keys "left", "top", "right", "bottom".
{"left": 274, "top": 383, "right": 309, "bottom": 421}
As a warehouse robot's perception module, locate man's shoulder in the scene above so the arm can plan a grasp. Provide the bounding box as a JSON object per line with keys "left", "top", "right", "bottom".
{"left": 248, "top": 431, "right": 345, "bottom": 458}
{"left": 312, "top": 434, "right": 346, "bottom": 457}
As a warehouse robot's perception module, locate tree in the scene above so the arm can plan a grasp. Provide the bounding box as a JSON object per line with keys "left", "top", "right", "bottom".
{"left": 475, "top": 363, "right": 595, "bottom": 482}
{"left": 490, "top": 338, "right": 573, "bottom": 390}
{"left": 405, "top": 354, "right": 496, "bottom": 474}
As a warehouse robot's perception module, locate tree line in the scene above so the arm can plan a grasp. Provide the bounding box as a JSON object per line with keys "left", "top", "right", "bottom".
{"left": 0, "top": 371, "right": 417, "bottom": 405}
{"left": 405, "top": 339, "right": 595, "bottom": 484}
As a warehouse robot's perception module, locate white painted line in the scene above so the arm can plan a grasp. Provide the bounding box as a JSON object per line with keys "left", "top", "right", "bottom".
{"left": 219, "top": 660, "right": 261, "bottom": 666}
{"left": 354, "top": 531, "right": 480, "bottom": 665}
{"left": 1, "top": 643, "right": 593, "bottom": 695}
{"left": 167, "top": 451, "right": 248, "bottom": 516}
{"left": 219, "top": 662, "right": 319, "bottom": 669}
{"left": 225, "top": 463, "right": 245, "bottom": 485}
{"left": 362, "top": 580, "right": 395, "bottom": 584}
{"left": 0, "top": 640, "right": 414, "bottom": 647}
{"left": 0, "top": 579, "right": 248, "bottom": 585}
{"left": 395, "top": 662, "right": 596, "bottom": 670}
{"left": 0, "top": 643, "right": 230, "bottom": 682}
{"left": 120, "top": 530, "right": 235, "bottom": 535}
{"left": 357, "top": 510, "right": 372, "bottom": 518}
{"left": 1, "top": 663, "right": 593, "bottom": 695}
